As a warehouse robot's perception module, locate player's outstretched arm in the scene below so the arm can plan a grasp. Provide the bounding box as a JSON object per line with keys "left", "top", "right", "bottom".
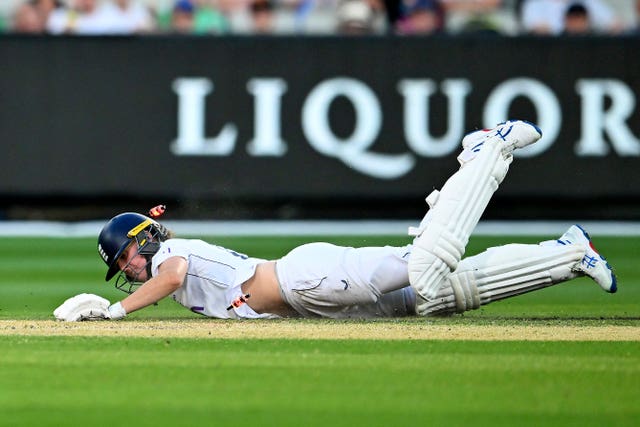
{"left": 117, "top": 256, "right": 188, "bottom": 318}
{"left": 53, "top": 257, "right": 188, "bottom": 322}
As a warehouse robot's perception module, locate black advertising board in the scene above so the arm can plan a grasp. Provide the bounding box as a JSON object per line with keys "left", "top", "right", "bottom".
{"left": 0, "top": 35, "right": 638, "bottom": 218}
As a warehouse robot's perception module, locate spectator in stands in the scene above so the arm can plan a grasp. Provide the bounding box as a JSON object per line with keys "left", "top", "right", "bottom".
{"left": 111, "top": 0, "right": 155, "bottom": 33}
{"left": 34, "top": 0, "right": 63, "bottom": 29}
{"left": 439, "top": 0, "right": 519, "bottom": 35}
{"left": 249, "top": 0, "right": 276, "bottom": 33}
{"left": 520, "top": 0, "right": 623, "bottom": 35}
{"left": 46, "top": 0, "right": 126, "bottom": 35}
{"left": 285, "top": 0, "right": 345, "bottom": 35}
{"left": 169, "top": 0, "right": 196, "bottom": 33}
{"left": 191, "top": 0, "right": 229, "bottom": 34}
{"left": 11, "top": 1, "right": 47, "bottom": 34}
{"left": 562, "top": 2, "right": 591, "bottom": 34}
{"left": 335, "top": 0, "right": 380, "bottom": 34}
{"left": 395, "top": 0, "right": 444, "bottom": 35}
{"left": 163, "top": 0, "right": 229, "bottom": 34}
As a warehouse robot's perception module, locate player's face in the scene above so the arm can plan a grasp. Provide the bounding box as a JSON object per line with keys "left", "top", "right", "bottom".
{"left": 117, "top": 243, "right": 149, "bottom": 282}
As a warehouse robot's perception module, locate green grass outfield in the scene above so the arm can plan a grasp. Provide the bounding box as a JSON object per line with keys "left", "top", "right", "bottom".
{"left": 0, "top": 234, "right": 639, "bottom": 427}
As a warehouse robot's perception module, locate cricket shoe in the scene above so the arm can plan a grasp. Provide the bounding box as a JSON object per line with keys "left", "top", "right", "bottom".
{"left": 557, "top": 225, "right": 617, "bottom": 293}
{"left": 458, "top": 120, "right": 542, "bottom": 163}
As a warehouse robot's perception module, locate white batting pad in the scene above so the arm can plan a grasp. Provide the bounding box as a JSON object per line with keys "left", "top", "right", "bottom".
{"left": 408, "top": 121, "right": 542, "bottom": 301}
{"left": 417, "top": 241, "right": 584, "bottom": 316}
{"left": 408, "top": 138, "right": 511, "bottom": 300}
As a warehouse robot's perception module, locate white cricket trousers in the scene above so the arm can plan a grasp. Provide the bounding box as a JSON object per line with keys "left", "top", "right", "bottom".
{"left": 275, "top": 242, "right": 416, "bottom": 318}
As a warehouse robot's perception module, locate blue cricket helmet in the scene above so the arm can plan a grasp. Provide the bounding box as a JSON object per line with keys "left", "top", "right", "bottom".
{"left": 97, "top": 212, "right": 169, "bottom": 281}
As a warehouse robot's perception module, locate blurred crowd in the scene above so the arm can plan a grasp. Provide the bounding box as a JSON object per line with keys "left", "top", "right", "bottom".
{"left": 1, "top": 0, "right": 639, "bottom": 36}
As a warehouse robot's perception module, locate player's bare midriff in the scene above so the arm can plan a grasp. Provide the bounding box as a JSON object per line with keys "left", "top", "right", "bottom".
{"left": 241, "top": 261, "right": 297, "bottom": 317}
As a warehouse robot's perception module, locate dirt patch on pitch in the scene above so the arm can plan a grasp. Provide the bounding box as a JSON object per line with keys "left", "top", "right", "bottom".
{"left": 0, "top": 320, "right": 638, "bottom": 341}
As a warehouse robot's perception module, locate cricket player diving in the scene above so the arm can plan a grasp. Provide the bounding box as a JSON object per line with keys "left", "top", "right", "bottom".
{"left": 54, "top": 120, "right": 617, "bottom": 321}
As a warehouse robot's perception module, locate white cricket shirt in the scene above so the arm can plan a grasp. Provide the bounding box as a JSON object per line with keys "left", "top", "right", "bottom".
{"left": 151, "top": 238, "right": 277, "bottom": 319}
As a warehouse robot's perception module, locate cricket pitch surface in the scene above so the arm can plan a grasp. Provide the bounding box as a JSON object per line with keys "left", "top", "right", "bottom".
{"left": 0, "top": 320, "right": 638, "bottom": 341}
